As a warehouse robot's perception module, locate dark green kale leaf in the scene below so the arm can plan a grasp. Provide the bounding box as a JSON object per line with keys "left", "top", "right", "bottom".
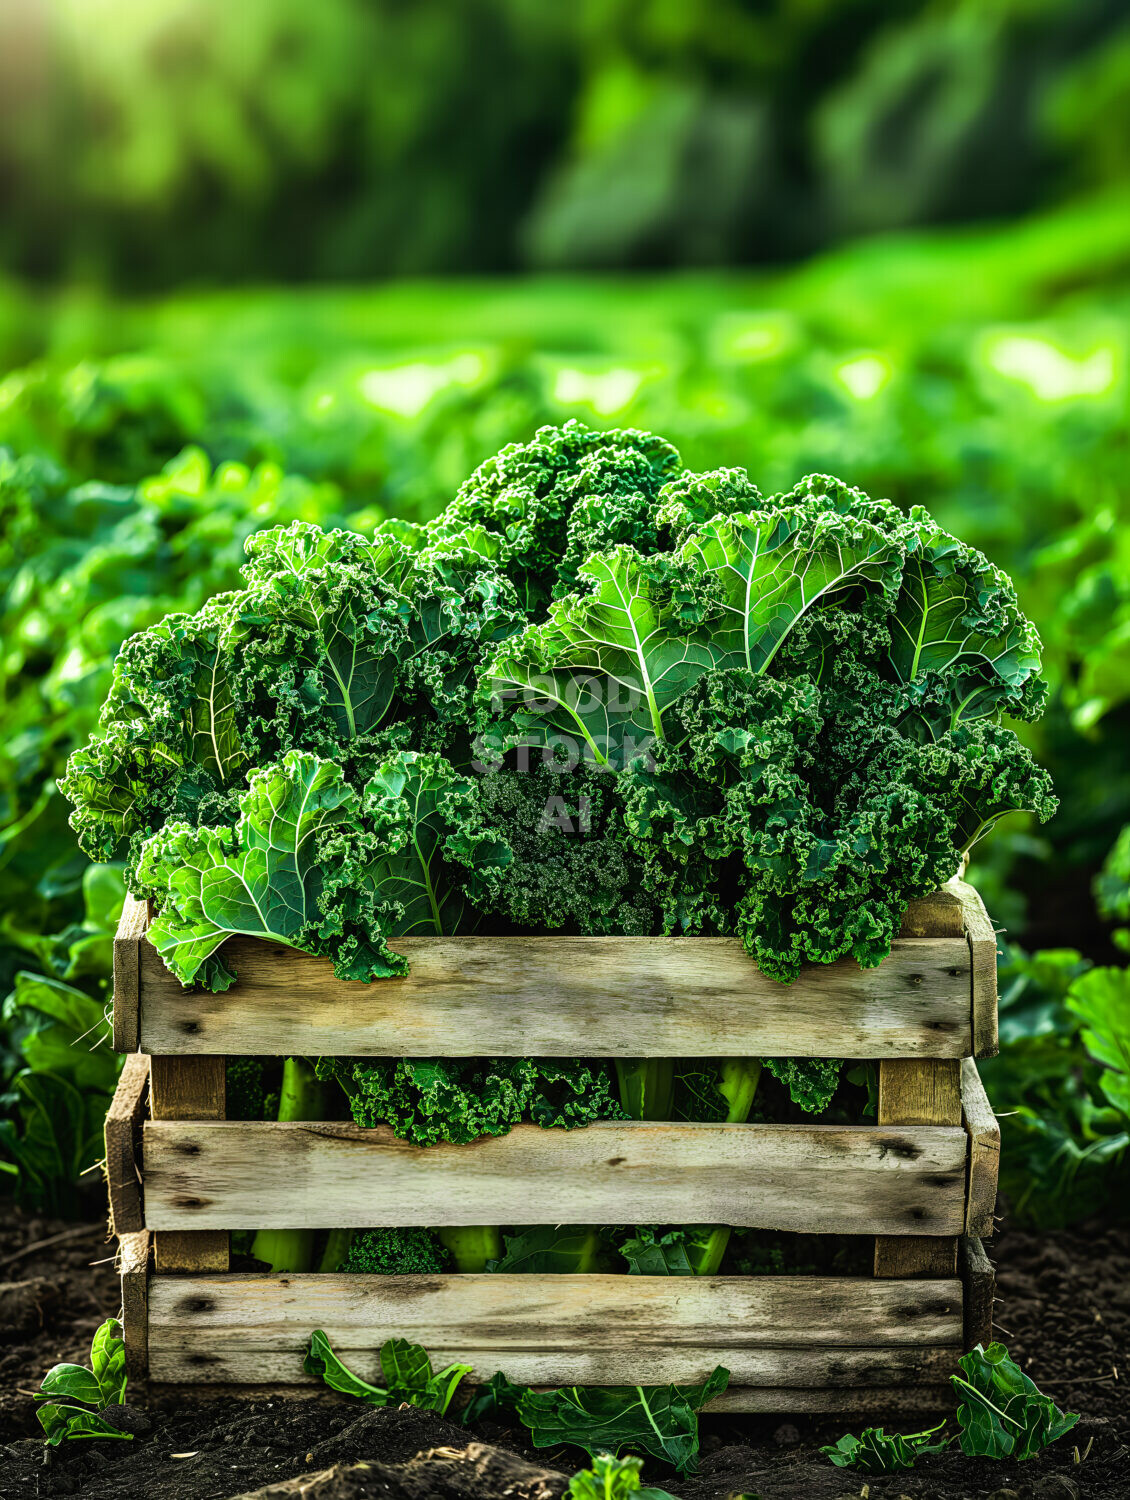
{"left": 466, "top": 757, "right": 660, "bottom": 936}
{"left": 822, "top": 1422, "right": 949, "bottom": 1472}
{"left": 488, "top": 1226, "right": 612, "bottom": 1273}
{"left": 319, "top": 1055, "right": 625, "bottom": 1145}
{"left": 516, "top": 1366, "right": 729, "bottom": 1475}
{"left": 304, "top": 1331, "right": 470, "bottom": 1416}
{"left": 339, "top": 1228, "right": 451, "bottom": 1275}
{"left": 139, "top": 749, "right": 504, "bottom": 988}
{"left": 953, "top": 1343, "right": 1078, "bottom": 1460}
{"left": 431, "top": 420, "right": 682, "bottom": 612}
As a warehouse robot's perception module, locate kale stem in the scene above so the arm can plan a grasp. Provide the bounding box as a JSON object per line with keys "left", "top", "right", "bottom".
{"left": 615, "top": 1059, "right": 675, "bottom": 1120}
{"left": 691, "top": 1060, "right": 762, "bottom": 1274}
{"left": 438, "top": 1226, "right": 504, "bottom": 1273}
{"left": 251, "top": 1058, "right": 331, "bottom": 1273}
{"left": 951, "top": 1375, "right": 1021, "bottom": 1426}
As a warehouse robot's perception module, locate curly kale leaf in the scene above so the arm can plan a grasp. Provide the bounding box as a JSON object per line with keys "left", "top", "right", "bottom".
{"left": 479, "top": 474, "right": 1053, "bottom": 979}
{"left": 481, "top": 546, "right": 715, "bottom": 770}
{"left": 339, "top": 1228, "right": 451, "bottom": 1275}
{"left": 763, "top": 1058, "right": 842, "bottom": 1113}
{"left": 353, "top": 751, "right": 510, "bottom": 941}
{"left": 60, "top": 595, "right": 249, "bottom": 867}
{"left": 653, "top": 467, "right": 763, "bottom": 548}
{"left": 234, "top": 542, "right": 410, "bottom": 759}
{"left": 240, "top": 520, "right": 526, "bottom": 764}
{"left": 138, "top": 750, "right": 389, "bottom": 986}
{"left": 466, "top": 758, "right": 660, "bottom": 936}
{"left": 62, "top": 521, "right": 520, "bottom": 926}
{"left": 482, "top": 506, "right": 902, "bottom": 773}
{"left": 432, "top": 419, "right": 682, "bottom": 610}
{"left": 822, "top": 1422, "right": 950, "bottom": 1472}
{"left": 888, "top": 512, "right": 1046, "bottom": 732}
{"left": 319, "top": 1055, "right": 625, "bottom": 1145}
{"left": 139, "top": 749, "right": 503, "bottom": 988}
{"left": 617, "top": 1225, "right": 719, "bottom": 1276}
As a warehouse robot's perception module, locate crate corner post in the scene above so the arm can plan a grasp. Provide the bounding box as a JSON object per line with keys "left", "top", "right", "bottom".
{"left": 149, "top": 1054, "right": 229, "bottom": 1273}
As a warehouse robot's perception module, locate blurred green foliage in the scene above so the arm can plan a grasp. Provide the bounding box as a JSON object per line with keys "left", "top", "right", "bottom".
{"left": 0, "top": 0, "right": 1127, "bottom": 284}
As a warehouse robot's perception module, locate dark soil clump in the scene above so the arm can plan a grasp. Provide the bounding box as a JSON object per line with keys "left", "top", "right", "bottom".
{"left": 0, "top": 1203, "right": 1126, "bottom": 1500}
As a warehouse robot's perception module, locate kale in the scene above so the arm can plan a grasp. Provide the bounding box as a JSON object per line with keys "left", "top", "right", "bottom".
{"left": 62, "top": 423, "right": 1053, "bottom": 994}
{"left": 317, "top": 1055, "right": 626, "bottom": 1146}
{"left": 338, "top": 1228, "right": 451, "bottom": 1275}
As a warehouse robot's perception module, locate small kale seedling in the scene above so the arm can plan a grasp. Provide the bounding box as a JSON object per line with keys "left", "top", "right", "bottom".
{"left": 822, "top": 1341, "right": 1079, "bottom": 1474}
{"left": 37, "top": 1318, "right": 133, "bottom": 1445}
{"left": 304, "top": 1329, "right": 471, "bottom": 1415}
{"left": 566, "top": 1451, "right": 680, "bottom": 1499}
{"left": 953, "top": 1342, "right": 1079, "bottom": 1460}
{"left": 821, "top": 1421, "right": 949, "bottom": 1472}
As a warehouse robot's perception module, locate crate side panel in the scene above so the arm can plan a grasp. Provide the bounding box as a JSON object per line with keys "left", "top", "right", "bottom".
{"left": 137, "top": 935, "right": 971, "bottom": 1059}
{"left": 149, "top": 1341, "right": 963, "bottom": 1389}
{"left": 147, "top": 1271, "right": 962, "bottom": 1387}
{"left": 141, "top": 1120, "right": 969, "bottom": 1236}
{"left": 713, "top": 1384, "right": 954, "bottom": 1414}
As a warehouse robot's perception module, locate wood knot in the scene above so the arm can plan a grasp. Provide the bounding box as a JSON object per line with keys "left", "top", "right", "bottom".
{"left": 882, "top": 1139, "right": 922, "bottom": 1162}
{"left": 178, "top": 1295, "right": 215, "bottom": 1314}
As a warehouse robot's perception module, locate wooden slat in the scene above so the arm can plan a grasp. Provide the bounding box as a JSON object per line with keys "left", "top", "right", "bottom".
{"left": 142, "top": 1378, "right": 957, "bottom": 1414}
{"left": 961, "top": 1235, "right": 994, "bottom": 1350}
{"left": 104, "top": 1053, "right": 149, "bottom": 1235}
{"left": 147, "top": 1271, "right": 961, "bottom": 1387}
{"left": 150, "top": 1341, "right": 962, "bottom": 1390}
{"left": 136, "top": 934, "right": 972, "bottom": 1059}
{"left": 149, "top": 1056, "right": 229, "bottom": 1274}
{"left": 952, "top": 879, "right": 999, "bottom": 1057}
{"left": 118, "top": 1230, "right": 150, "bottom": 1381}
{"left": 874, "top": 1058, "right": 962, "bottom": 1278}
{"left": 112, "top": 896, "right": 148, "bottom": 1053}
{"left": 141, "top": 1119, "right": 968, "bottom": 1236}
{"left": 961, "top": 1059, "right": 1000, "bottom": 1239}
{"left": 712, "top": 1384, "right": 954, "bottom": 1414}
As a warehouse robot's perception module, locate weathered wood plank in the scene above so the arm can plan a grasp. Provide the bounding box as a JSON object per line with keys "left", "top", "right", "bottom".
{"left": 711, "top": 1384, "right": 954, "bottom": 1414}
{"left": 874, "top": 1058, "right": 963, "bottom": 1277}
{"left": 104, "top": 1053, "right": 149, "bottom": 1236}
{"left": 142, "top": 1119, "right": 968, "bottom": 1236}
{"left": 113, "top": 897, "right": 148, "bottom": 1053}
{"left": 136, "top": 934, "right": 972, "bottom": 1059}
{"left": 952, "top": 880, "right": 999, "bottom": 1057}
{"left": 149, "top": 1340, "right": 962, "bottom": 1389}
{"left": 142, "top": 1378, "right": 957, "bottom": 1414}
{"left": 147, "top": 1271, "right": 961, "bottom": 1387}
{"left": 962, "top": 1058, "right": 1000, "bottom": 1239}
{"left": 148, "top": 1271, "right": 962, "bottom": 1345}
{"left": 961, "top": 1235, "right": 994, "bottom": 1350}
{"left": 118, "top": 1230, "right": 149, "bottom": 1381}
{"left": 149, "top": 1056, "right": 229, "bottom": 1274}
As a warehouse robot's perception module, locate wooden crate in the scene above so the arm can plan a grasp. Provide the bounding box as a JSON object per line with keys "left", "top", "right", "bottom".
{"left": 107, "top": 877, "right": 1000, "bottom": 1412}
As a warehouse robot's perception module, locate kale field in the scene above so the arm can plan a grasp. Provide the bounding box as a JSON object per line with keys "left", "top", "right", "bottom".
{"left": 1, "top": 192, "right": 1129, "bottom": 1498}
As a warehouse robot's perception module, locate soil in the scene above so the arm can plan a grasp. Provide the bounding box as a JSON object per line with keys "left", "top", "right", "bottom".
{"left": 0, "top": 1203, "right": 1126, "bottom": 1500}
